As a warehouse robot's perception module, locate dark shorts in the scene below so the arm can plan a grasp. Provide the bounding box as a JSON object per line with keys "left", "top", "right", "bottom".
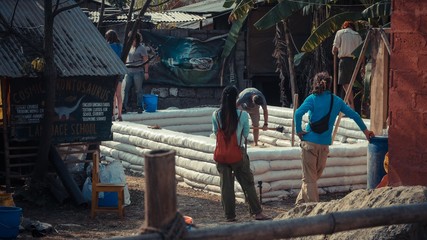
{"left": 338, "top": 57, "right": 358, "bottom": 85}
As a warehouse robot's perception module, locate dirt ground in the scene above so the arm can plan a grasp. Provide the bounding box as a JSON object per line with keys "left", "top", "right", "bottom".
{"left": 14, "top": 171, "right": 347, "bottom": 240}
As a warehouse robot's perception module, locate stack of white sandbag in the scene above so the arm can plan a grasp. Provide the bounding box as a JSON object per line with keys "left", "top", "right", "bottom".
{"left": 101, "top": 106, "right": 370, "bottom": 202}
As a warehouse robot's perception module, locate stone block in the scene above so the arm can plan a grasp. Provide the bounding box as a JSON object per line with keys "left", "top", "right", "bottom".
{"left": 179, "top": 88, "right": 196, "bottom": 97}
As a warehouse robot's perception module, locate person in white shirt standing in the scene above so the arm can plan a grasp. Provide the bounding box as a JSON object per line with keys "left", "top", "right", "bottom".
{"left": 332, "top": 21, "right": 363, "bottom": 110}
{"left": 123, "top": 31, "right": 149, "bottom": 113}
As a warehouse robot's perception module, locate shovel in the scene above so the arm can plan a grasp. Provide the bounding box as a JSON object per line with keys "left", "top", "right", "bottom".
{"left": 251, "top": 125, "right": 285, "bottom": 133}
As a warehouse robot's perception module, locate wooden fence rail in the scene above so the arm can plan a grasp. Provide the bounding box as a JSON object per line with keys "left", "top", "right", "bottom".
{"left": 111, "top": 201, "right": 427, "bottom": 240}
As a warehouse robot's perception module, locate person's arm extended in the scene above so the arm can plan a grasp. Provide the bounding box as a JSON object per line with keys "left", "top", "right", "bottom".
{"left": 340, "top": 102, "right": 374, "bottom": 140}
{"left": 262, "top": 105, "right": 269, "bottom": 130}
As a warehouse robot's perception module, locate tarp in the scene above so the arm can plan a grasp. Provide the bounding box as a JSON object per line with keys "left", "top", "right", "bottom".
{"left": 141, "top": 30, "right": 231, "bottom": 86}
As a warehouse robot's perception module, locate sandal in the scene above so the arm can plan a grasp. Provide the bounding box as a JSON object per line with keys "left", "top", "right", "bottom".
{"left": 117, "top": 116, "right": 123, "bottom": 122}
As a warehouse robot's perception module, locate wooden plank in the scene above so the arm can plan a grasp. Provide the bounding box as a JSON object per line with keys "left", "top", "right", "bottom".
{"left": 370, "top": 31, "right": 389, "bottom": 135}
{"left": 9, "top": 163, "right": 36, "bottom": 167}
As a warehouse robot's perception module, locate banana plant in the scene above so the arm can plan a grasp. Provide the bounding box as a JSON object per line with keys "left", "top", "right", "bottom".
{"left": 301, "top": 0, "right": 391, "bottom": 53}
{"left": 220, "top": 0, "right": 255, "bottom": 60}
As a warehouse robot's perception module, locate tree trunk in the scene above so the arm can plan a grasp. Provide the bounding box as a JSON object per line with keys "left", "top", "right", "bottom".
{"left": 283, "top": 20, "right": 297, "bottom": 106}
{"left": 32, "top": 0, "right": 57, "bottom": 183}
{"left": 121, "top": 0, "right": 152, "bottom": 63}
{"left": 97, "top": 0, "right": 105, "bottom": 33}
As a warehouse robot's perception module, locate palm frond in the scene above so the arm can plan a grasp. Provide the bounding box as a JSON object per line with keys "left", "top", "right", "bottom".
{"left": 228, "top": 0, "right": 255, "bottom": 22}
{"left": 253, "top": 1, "right": 306, "bottom": 30}
{"left": 221, "top": 15, "right": 248, "bottom": 59}
{"left": 301, "top": 11, "right": 362, "bottom": 52}
{"left": 361, "top": 0, "right": 391, "bottom": 18}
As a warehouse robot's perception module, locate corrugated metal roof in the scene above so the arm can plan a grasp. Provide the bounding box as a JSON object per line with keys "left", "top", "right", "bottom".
{"left": 0, "top": 0, "right": 127, "bottom": 78}
{"left": 171, "top": 0, "right": 233, "bottom": 14}
{"left": 147, "top": 12, "right": 206, "bottom": 23}
{"left": 84, "top": 9, "right": 205, "bottom": 24}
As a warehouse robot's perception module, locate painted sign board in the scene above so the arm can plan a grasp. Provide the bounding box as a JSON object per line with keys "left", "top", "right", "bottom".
{"left": 9, "top": 77, "right": 115, "bottom": 143}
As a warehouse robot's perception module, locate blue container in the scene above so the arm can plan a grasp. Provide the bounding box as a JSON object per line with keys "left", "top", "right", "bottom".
{"left": 0, "top": 206, "right": 22, "bottom": 239}
{"left": 367, "top": 136, "right": 388, "bottom": 189}
{"left": 98, "top": 192, "right": 118, "bottom": 207}
{"left": 143, "top": 94, "right": 158, "bottom": 112}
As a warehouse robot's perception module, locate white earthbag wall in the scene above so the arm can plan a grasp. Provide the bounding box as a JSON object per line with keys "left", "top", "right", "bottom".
{"left": 100, "top": 106, "right": 370, "bottom": 202}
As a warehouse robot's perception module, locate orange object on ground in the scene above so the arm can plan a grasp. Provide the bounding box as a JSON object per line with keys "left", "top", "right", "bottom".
{"left": 184, "top": 216, "right": 193, "bottom": 225}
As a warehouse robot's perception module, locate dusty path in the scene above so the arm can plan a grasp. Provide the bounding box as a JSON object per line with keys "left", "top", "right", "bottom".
{"left": 15, "top": 171, "right": 346, "bottom": 239}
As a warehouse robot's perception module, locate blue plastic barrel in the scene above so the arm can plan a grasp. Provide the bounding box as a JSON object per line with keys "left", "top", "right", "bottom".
{"left": 143, "top": 94, "right": 158, "bottom": 112}
{"left": 367, "top": 136, "right": 388, "bottom": 189}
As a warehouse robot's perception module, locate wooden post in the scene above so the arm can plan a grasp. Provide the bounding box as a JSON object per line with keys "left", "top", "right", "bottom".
{"left": 333, "top": 53, "right": 337, "bottom": 95}
{"left": 291, "top": 94, "right": 298, "bottom": 146}
{"left": 370, "top": 30, "right": 389, "bottom": 135}
{"left": 143, "top": 149, "right": 177, "bottom": 229}
{"left": 332, "top": 30, "right": 372, "bottom": 143}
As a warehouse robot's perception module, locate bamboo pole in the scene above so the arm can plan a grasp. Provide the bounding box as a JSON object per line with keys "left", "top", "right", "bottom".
{"left": 291, "top": 94, "right": 298, "bottom": 146}
{"left": 142, "top": 149, "right": 177, "bottom": 230}
{"left": 332, "top": 30, "right": 372, "bottom": 143}
{"left": 379, "top": 29, "right": 391, "bottom": 55}
{"left": 1, "top": 79, "right": 11, "bottom": 191}
{"left": 113, "top": 203, "right": 427, "bottom": 240}
{"left": 333, "top": 53, "right": 337, "bottom": 95}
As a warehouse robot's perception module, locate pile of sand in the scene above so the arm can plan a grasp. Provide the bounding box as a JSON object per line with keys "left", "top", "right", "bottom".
{"left": 278, "top": 186, "right": 427, "bottom": 239}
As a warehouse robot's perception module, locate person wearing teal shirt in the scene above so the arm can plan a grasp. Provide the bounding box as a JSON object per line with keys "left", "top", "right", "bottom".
{"left": 294, "top": 71, "right": 374, "bottom": 204}
{"left": 212, "top": 86, "right": 270, "bottom": 222}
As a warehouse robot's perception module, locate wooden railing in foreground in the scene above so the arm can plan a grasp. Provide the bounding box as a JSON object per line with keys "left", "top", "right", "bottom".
{"left": 110, "top": 149, "right": 427, "bottom": 240}
{"left": 112, "top": 203, "right": 427, "bottom": 240}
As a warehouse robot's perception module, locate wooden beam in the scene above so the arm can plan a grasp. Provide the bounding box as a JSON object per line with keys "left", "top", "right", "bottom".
{"left": 114, "top": 203, "right": 427, "bottom": 240}
{"left": 332, "top": 30, "right": 372, "bottom": 142}
{"left": 379, "top": 29, "right": 391, "bottom": 55}
{"left": 291, "top": 94, "right": 298, "bottom": 147}
{"left": 370, "top": 30, "right": 389, "bottom": 135}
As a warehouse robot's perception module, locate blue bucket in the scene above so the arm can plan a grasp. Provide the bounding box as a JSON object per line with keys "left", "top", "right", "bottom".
{"left": 367, "top": 136, "right": 388, "bottom": 189}
{"left": 0, "top": 206, "right": 22, "bottom": 239}
{"left": 98, "top": 192, "right": 118, "bottom": 207}
{"left": 143, "top": 94, "right": 158, "bottom": 112}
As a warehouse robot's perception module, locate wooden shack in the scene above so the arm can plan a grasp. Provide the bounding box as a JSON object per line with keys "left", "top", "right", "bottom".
{"left": 0, "top": 0, "right": 127, "bottom": 190}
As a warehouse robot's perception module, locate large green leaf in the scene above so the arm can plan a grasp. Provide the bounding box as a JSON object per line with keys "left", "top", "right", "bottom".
{"left": 223, "top": 0, "right": 236, "bottom": 8}
{"left": 221, "top": 15, "right": 248, "bottom": 59}
{"left": 220, "top": 0, "right": 255, "bottom": 59}
{"left": 293, "top": 52, "right": 309, "bottom": 67}
{"left": 229, "top": 0, "right": 255, "bottom": 21}
{"left": 253, "top": 1, "right": 305, "bottom": 30}
{"left": 301, "top": 11, "right": 362, "bottom": 52}
{"left": 361, "top": 0, "right": 391, "bottom": 18}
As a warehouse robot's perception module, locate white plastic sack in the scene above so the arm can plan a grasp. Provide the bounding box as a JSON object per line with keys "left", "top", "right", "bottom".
{"left": 82, "top": 177, "right": 93, "bottom": 203}
{"left": 100, "top": 160, "right": 131, "bottom": 205}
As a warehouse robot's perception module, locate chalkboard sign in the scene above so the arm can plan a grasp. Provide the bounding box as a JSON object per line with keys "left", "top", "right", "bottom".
{"left": 10, "top": 77, "right": 116, "bottom": 143}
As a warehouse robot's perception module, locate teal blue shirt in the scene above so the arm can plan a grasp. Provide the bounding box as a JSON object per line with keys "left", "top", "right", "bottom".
{"left": 294, "top": 91, "right": 367, "bottom": 145}
{"left": 212, "top": 109, "right": 249, "bottom": 146}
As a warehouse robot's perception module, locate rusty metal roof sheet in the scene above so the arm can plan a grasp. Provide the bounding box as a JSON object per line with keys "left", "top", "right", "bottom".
{"left": 0, "top": 0, "right": 127, "bottom": 78}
